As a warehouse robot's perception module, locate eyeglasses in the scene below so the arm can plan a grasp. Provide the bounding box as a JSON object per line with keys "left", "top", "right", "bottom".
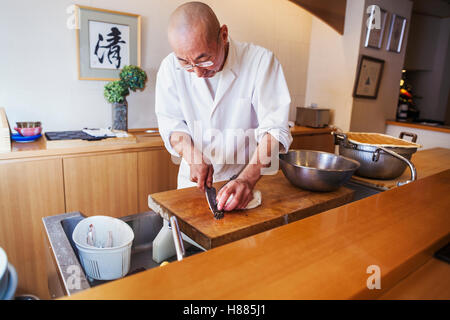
{"left": 182, "top": 60, "right": 214, "bottom": 71}
{"left": 179, "top": 28, "right": 222, "bottom": 71}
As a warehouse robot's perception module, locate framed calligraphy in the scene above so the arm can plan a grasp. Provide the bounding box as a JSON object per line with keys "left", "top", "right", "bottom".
{"left": 75, "top": 5, "right": 141, "bottom": 80}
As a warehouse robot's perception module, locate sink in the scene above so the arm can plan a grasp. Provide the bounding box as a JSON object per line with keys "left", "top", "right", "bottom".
{"left": 43, "top": 211, "right": 204, "bottom": 298}
{"left": 343, "top": 179, "right": 382, "bottom": 201}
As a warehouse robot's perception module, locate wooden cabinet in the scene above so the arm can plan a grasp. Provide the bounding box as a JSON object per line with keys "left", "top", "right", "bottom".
{"left": 62, "top": 150, "right": 179, "bottom": 217}
{"left": 0, "top": 158, "right": 65, "bottom": 299}
{"left": 290, "top": 132, "right": 335, "bottom": 153}
{"left": 137, "top": 150, "right": 179, "bottom": 212}
{"left": 63, "top": 152, "right": 139, "bottom": 218}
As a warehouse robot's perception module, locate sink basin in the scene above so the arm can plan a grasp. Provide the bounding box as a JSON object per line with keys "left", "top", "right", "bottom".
{"left": 43, "top": 211, "right": 204, "bottom": 298}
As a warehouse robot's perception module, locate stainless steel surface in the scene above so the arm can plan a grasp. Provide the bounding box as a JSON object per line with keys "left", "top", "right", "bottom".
{"left": 169, "top": 216, "right": 185, "bottom": 261}
{"left": 334, "top": 132, "right": 418, "bottom": 183}
{"left": 374, "top": 147, "right": 417, "bottom": 186}
{"left": 43, "top": 211, "right": 204, "bottom": 298}
{"left": 279, "top": 150, "right": 360, "bottom": 192}
{"left": 295, "top": 107, "right": 330, "bottom": 128}
{"left": 344, "top": 179, "right": 382, "bottom": 199}
{"left": 15, "top": 121, "right": 41, "bottom": 128}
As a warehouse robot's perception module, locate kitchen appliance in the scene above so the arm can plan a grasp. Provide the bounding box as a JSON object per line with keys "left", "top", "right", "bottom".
{"left": 295, "top": 106, "right": 330, "bottom": 128}
{"left": 279, "top": 150, "right": 360, "bottom": 192}
{"left": 334, "top": 132, "right": 420, "bottom": 185}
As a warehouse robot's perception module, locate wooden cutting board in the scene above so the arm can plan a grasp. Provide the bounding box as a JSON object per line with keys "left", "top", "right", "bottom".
{"left": 148, "top": 171, "right": 354, "bottom": 249}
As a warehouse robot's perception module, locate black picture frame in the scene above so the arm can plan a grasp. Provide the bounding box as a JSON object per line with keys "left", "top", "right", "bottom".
{"left": 353, "top": 55, "right": 385, "bottom": 99}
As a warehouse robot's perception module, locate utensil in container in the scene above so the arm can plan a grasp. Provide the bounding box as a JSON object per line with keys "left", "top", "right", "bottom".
{"left": 72, "top": 216, "right": 134, "bottom": 280}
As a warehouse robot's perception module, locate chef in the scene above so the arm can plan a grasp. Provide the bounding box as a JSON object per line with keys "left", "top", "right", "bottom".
{"left": 156, "top": 1, "right": 292, "bottom": 212}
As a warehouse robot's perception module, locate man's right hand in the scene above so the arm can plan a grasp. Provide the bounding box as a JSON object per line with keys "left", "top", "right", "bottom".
{"left": 189, "top": 159, "right": 214, "bottom": 192}
{"left": 170, "top": 131, "right": 213, "bottom": 192}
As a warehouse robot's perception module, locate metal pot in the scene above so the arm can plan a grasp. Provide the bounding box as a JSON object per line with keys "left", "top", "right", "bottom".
{"left": 333, "top": 132, "right": 418, "bottom": 186}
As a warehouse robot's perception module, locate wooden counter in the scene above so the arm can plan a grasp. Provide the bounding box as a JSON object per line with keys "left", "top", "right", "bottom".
{"left": 66, "top": 169, "right": 450, "bottom": 300}
{"left": 0, "top": 126, "right": 334, "bottom": 161}
{"left": 386, "top": 120, "right": 450, "bottom": 134}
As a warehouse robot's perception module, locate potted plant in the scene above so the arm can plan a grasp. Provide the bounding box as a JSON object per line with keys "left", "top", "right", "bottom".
{"left": 104, "top": 65, "right": 147, "bottom": 131}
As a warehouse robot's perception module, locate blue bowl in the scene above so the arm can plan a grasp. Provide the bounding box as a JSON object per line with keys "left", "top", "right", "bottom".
{"left": 11, "top": 133, "right": 42, "bottom": 143}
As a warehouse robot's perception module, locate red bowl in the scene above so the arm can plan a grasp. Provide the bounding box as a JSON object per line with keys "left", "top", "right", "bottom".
{"left": 14, "top": 127, "right": 42, "bottom": 137}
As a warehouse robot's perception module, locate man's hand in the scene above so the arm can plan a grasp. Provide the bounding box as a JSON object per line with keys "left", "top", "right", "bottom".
{"left": 170, "top": 131, "right": 213, "bottom": 191}
{"left": 189, "top": 159, "right": 214, "bottom": 192}
{"left": 216, "top": 178, "right": 254, "bottom": 211}
{"left": 216, "top": 133, "right": 280, "bottom": 211}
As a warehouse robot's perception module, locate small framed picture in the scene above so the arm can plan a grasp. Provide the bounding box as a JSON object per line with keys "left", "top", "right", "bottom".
{"left": 353, "top": 55, "right": 384, "bottom": 99}
{"left": 75, "top": 5, "right": 141, "bottom": 80}
{"left": 386, "top": 14, "right": 407, "bottom": 53}
{"left": 364, "top": 7, "right": 388, "bottom": 49}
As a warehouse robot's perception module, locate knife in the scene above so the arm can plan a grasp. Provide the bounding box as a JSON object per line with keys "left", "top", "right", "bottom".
{"left": 205, "top": 174, "right": 238, "bottom": 220}
{"left": 205, "top": 184, "right": 224, "bottom": 220}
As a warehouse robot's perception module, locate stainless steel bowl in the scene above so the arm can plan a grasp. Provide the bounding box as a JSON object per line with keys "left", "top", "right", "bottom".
{"left": 279, "top": 150, "right": 360, "bottom": 192}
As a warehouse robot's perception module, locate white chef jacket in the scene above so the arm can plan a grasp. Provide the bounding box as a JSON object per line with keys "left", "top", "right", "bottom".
{"left": 155, "top": 38, "right": 292, "bottom": 189}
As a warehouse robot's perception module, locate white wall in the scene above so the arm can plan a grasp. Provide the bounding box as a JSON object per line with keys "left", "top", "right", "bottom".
{"left": 304, "top": 0, "right": 365, "bottom": 132}
{"left": 0, "top": 0, "right": 312, "bottom": 131}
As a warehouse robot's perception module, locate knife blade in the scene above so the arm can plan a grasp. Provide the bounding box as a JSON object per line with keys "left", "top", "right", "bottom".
{"left": 205, "top": 174, "right": 239, "bottom": 220}
{"left": 205, "top": 184, "right": 224, "bottom": 220}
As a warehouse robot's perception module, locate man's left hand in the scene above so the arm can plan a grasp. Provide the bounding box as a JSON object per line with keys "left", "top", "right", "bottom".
{"left": 216, "top": 178, "right": 255, "bottom": 211}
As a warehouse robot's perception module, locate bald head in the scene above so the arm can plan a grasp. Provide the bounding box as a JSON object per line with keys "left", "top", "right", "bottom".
{"left": 168, "top": 2, "right": 229, "bottom": 78}
{"left": 168, "top": 2, "right": 220, "bottom": 48}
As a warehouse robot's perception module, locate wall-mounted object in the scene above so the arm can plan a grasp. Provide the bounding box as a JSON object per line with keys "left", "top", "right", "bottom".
{"left": 364, "top": 6, "right": 388, "bottom": 49}
{"left": 75, "top": 5, "right": 141, "bottom": 81}
{"left": 386, "top": 13, "right": 407, "bottom": 53}
{"left": 0, "top": 108, "right": 11, "bottom": 153}
{"left": 353, "top": 55, "right": 385, "bottom": 99}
